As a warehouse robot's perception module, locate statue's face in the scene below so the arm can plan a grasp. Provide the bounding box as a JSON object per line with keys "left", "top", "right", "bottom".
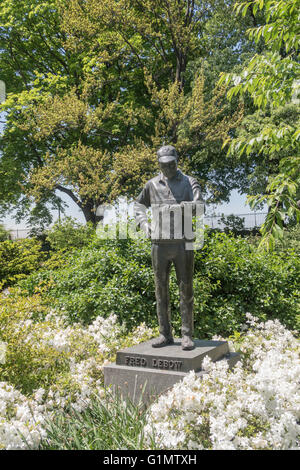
{"left": 159, "top": 160, "right": 178, "bottom": 180}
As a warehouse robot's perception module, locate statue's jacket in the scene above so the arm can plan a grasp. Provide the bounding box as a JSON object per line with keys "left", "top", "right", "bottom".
{"left": 134, "top": 170, "right": 204, "bottom": 243}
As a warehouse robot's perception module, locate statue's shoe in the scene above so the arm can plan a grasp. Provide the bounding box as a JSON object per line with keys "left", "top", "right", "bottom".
{"left": 152, "top": 335, "right": 174, "bottom": 348}
{"left": 182, "top": 336, "right": 194, "bottom": 350}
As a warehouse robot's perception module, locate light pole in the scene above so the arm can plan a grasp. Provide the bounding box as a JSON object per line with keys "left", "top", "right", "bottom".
{"left": 0, "top": 81, "right": 5, "bottom": 125}
{"left": 0, "top": 80, "right": 5, "bottom": 104}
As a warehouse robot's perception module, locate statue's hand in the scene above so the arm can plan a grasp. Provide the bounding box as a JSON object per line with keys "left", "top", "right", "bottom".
{"left": 141, "top": 222, "right": 151, "bottom": 238}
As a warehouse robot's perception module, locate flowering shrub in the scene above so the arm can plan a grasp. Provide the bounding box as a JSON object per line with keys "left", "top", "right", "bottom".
{"left": 0, "top": 291, "right": 155, "bottom": 449}
{"left": 144, "top": 315, "right": 300, "bottom": 450}
{"left": 0, "top": 382, "right": 47, "bottom": 450}
{"left": 1, "top": 284, "right": 299, "bottom": 450}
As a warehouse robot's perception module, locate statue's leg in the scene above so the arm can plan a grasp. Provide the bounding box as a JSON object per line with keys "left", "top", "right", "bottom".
{"left": 174, "top": 243, "right": 194, "bottom": 349}
{"left": 151, "top": 243, "right": 173, "bottom": 345}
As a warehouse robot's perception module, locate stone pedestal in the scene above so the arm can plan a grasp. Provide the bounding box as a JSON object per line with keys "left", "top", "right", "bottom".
{"left": 103, "top": 338, "right": 240, "bottom": 404}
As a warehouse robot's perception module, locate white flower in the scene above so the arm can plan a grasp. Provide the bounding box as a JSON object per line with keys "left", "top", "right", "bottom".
{"left": 144, "top": 318, "right": 300, "bottom": 450}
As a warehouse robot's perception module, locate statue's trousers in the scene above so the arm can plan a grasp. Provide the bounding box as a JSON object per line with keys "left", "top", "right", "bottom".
{"left": 151, "top": 241, "right": 194, "bottom": 338}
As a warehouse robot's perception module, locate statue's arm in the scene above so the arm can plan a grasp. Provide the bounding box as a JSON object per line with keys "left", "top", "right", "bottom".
{"left": 190, "top": 177, "right": 204, "bottom": 203}
{"left": 187, "top": 176, "right": 205, "bottom": 215}
{"left": 134, "top": 183, "right": 152, "bottom": 237}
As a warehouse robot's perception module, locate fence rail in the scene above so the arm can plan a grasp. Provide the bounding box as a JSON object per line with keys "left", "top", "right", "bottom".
{"left": 7, "top": 229, "right": 30, "bottom": 240}
{"left": 204, "top": 212, "right": 267, "bottom": 230}
{"left": 6, "top": 213, "right": 268, "bottom": 240}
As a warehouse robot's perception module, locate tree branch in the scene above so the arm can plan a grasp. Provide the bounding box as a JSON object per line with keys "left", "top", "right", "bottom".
{"left": 55, "top": 184, "right": 82, "bottom": 208}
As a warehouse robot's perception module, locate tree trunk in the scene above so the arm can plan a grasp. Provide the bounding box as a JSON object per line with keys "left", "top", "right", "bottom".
{"left": 81, "top": 201, "right": 97, "bottom": 226}
{"left": 81, "top": 198, "right": 105, "bottom": 226}
{"left": 56, "top": 185, "right": 103, "bottom": 226}
{"left": 175, "top": 53, "right": 187, "bottom": 90}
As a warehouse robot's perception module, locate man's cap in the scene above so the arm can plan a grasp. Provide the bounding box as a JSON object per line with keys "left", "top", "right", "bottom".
{"left": 157, "top": 145, "right": 178, "bottom": 163}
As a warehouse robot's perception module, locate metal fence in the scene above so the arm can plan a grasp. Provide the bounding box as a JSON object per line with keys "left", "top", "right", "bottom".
{"left": 6, "top": 213, "right": 268, "bottom": 239}
{"left": 204, "top": 212, "right": 267, "bottom": 230}
{"left": 7, "top": 229, "right": 30, "bottom": 240}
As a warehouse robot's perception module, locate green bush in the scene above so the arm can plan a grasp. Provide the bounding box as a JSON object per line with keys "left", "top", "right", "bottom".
{"left": 0, "top": 224, "right": 10, "bottom": 242}
{"left": 18, "top": 231, "right": 300, "bottom": 337}
{"left": 46, "top": 217, "right": 96, "bottom": 252}
{"left": 19, "top": 238, "right": 155, "bottom": 326}
{"left": 276, "top": 225, "right": 300, "bottom": 254}
{"left": 193, "top": 231, "right": 300, "bottom": 336}
{"left": 247, "top": 225, "right": 300, "bottom": 253}
{"left": 0, "top": 238, "right": 45, "bottom": 288}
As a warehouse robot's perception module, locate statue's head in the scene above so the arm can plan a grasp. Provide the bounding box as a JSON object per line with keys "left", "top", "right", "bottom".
{"left": 157, "top": 145, "right": 178, "bottom": 180}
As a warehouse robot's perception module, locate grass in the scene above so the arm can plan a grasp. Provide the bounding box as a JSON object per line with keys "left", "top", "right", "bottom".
{"left": 38, "top": 389, "right": 156, "bottom": 450}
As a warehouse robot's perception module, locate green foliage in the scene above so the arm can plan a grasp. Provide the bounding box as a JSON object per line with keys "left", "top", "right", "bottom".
{"left": 0, "top": 0, "right": 254, "bottom": 225}
{"left": 0, "top": 292, "right": 69, "bottom": 394}
{"left": 0, "top": 286, "right": 155, "bottom": 397}
{"left": 227, "top": 104, "right": 300, "bottom": 218}
{"left": 276, "top": 225, "right": 300, "bottom": 254}
{"left": 0, "top": 0, "right": 72, "bottom": 223}
{"left": 0, "top": 238, "right": 44, "bottom": 288}
{"left": 38, "top": 390, "right": 155, "bottom": 450}
{"left": 0, "top": 224, "right": 10, "bottom": 242}
{"left": 247, "top": 160, "right": 299, "bottom": 251}
{"left": 18, "top": 232, "right": 300, "bottom": 337}
{"left": 235, "top": 0, "right": 299, "bottom": 53}
{"left": 19, "top": 237, "right": 156, "bottom": 326}
{"left": 220, "top": 0, "right": 300, "bottom": 250}
{"left": 193, "top": 231, "right": 300, "bottom": 335}
{"left": 218, "top": 213, "right": 246, "bottom": 232}
{"left": 46, "top": 217, "right": 96, "bottom": 252}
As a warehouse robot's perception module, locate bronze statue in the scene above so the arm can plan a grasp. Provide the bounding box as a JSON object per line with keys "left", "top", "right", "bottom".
{"left": 134, "top": 145, "right": 204, "bottom": 350}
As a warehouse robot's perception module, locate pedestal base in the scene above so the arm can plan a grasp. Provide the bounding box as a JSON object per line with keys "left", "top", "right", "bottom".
{"left": 103, "top": 338, "right": 240, "bottom": 404}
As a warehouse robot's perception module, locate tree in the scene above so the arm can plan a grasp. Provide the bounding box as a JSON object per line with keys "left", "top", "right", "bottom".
{"left": 0, "top": 0, "right": 83, "bottom": 222}
{"left": 231, "top": 103, "right": 300, "bottom": 200}
{"left": 220, "top": 0, "right": 300, "bottom": 250}
{"left": 218, "top": 213, "right": 246, "bottom": 232}
{"left": 0, "top": 0, "right": 249, "bottom": 225}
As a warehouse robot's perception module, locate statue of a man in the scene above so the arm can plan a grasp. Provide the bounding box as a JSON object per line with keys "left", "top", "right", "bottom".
{"left": 134, "top": 145, "right": 204, "bottom": 350}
